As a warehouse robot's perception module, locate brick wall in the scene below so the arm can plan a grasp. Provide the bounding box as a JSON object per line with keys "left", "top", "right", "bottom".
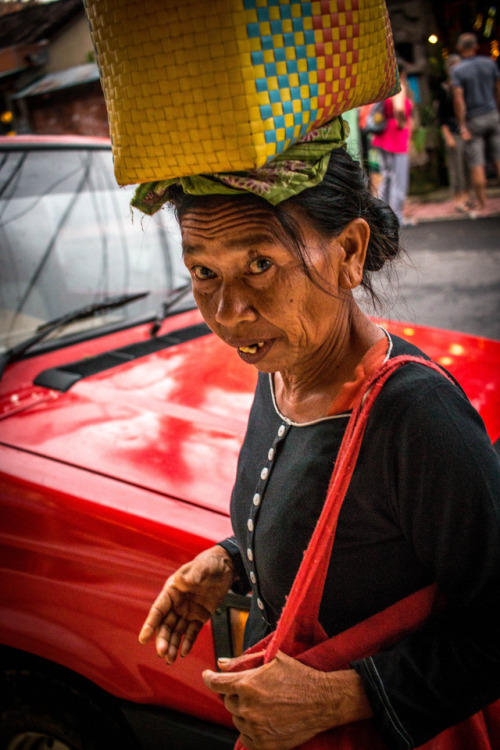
{"left": 26, "top": 82, "right": 109, "bottom": 137}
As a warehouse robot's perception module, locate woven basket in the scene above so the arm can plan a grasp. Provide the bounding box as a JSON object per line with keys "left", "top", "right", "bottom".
{"left": 84, "top": 0, "right": 398, "bottom": 186}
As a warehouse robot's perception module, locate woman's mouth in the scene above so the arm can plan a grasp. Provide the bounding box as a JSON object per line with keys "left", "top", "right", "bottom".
{"left": 236, "top": 340, "right": 274, "bottom": 363}
{"left": 238, "top": 342, "right": 264, "bottom": 354}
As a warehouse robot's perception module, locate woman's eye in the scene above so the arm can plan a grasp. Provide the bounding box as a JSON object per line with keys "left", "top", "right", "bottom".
{"left": 249, "top": 258, "right": 272, "bottom": 274}
{"left": 192, "top": 266, "right": 216, "bottom": 280}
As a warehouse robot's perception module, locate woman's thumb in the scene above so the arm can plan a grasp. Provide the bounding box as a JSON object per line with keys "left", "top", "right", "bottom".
{"left": 216, "top": 657, "right": 233, "bottom": 671}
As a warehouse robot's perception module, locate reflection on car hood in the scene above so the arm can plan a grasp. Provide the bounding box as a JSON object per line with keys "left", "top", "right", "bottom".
{"left": 0, "top": 327, "right": 257, "bottom": 516}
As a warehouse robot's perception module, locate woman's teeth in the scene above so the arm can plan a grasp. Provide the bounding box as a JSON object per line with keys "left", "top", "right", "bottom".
{"left": 239, "top": 342, "right": 265, "bottom": 354}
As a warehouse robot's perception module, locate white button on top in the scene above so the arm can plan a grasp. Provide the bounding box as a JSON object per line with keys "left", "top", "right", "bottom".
{"left": 257, "top": 598, "right": 264, "bottom": 610}
{"left": 250, "top": 571, "right": 256, "bottom": 584}
{"left": 278, "top": 425, "right": 286, "bottom": 437}
{"left": 247, "top": 548, "right": 253, "bottom": 561}
{"left": 247, "top": 518, "right": 254, "bottom": 532}
{"left": 268, "top": 447, "right": 275, "bottom": 461}
{"left": 260, "top": 467, "right": 269, "bottom": 480}
{"left": 253, "top": 493, "right": 261, "bottom": 506}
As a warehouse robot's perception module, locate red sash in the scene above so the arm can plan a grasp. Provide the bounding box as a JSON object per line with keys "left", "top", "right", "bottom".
{"left": 230, "top": 356, "right": 500, "bottom": 749}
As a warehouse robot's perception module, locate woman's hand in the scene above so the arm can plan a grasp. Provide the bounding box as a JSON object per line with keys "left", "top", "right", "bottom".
{"left": 139, "top": 545, "right": 236, "bottom": 664}
{"left": 203, "top": 651, "right": 373, "bottom": 750}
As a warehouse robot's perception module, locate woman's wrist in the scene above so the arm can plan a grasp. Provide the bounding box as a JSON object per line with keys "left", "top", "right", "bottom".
{"left": 319, "top": 668, "right": 373, "bottom": 730}
{"left": 214, "top": 543, "right": 239, "bottom": 583}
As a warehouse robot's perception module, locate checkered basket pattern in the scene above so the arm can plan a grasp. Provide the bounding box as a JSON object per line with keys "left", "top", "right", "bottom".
{"left": 84, "top": 0, "right": 398, "bottom": 185}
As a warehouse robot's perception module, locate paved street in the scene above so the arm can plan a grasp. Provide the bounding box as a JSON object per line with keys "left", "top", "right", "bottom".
{"left": 360, "top": 215, "right": 500, "bottom": 342}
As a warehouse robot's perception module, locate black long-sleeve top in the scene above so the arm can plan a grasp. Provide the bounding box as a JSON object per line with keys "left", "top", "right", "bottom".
{"left": 219, "top": 334, "right": 500, "bottom": 749}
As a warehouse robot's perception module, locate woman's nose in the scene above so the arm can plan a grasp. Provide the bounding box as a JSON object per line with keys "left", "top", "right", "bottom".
{"left": 215, "top": 282, "right": 257, "bottom": 326}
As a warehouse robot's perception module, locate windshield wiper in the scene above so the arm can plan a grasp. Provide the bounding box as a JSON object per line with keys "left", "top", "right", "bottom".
{"left": 150, "top": 281, "right": 193, "bottom": 336}
{"left": 0, "top": 291, "right": 150, "bottom": 380}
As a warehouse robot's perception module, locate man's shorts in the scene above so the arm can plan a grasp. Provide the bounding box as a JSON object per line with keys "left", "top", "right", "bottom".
{"left": 465, "top": 110, "right": 500, "bottom": 168}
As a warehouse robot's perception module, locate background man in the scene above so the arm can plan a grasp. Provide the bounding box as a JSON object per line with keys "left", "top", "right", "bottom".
{"left": 452, "top": 32, "right": 500, "bottom": 216}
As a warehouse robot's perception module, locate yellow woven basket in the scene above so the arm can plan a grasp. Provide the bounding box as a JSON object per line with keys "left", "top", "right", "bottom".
{"left": 84, "top": 0, "right": 398, "bottom": 186}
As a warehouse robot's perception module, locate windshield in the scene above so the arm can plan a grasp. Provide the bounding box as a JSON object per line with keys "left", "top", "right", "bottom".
{"left": 0, "top": 144, "right": 193, "bottom": 352}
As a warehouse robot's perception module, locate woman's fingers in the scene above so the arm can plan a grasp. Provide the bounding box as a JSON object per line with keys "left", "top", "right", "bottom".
{"left": 164, "top": 616, "right": 188, "bottom": 664}
{"left": 180, "top": 620, "right": 203, "bottom": 657}
{"left": 156, "top": 612, "right": 205, "bottom": 663}
{"left": 154, "top": 609, "right": 181, "bottom": 657}
{"left": 138, "top": 592, "right": 173, "bottom": 644}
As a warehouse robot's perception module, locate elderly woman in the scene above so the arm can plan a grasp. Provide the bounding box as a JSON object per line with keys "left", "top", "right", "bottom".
{"left": 137, "top": 129, "right": 500, "bottom": 750}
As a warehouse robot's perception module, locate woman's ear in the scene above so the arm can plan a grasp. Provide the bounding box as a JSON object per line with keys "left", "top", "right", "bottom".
{"left": 336, "top": 218, "right": 370, "bottom": 290}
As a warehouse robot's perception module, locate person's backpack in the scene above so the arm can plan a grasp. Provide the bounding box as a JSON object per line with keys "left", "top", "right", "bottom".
{"left": 362, "top": 100, "right": 387, "bottom": 134}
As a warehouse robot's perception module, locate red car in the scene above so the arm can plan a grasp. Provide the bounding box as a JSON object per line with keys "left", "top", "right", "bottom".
{"left": 0, "top": 136, "right": 499, "bottom": 750}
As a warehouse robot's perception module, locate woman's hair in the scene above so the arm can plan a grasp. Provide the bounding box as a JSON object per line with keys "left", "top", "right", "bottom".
{"left": 168, "top": 146, "right": 401, "bottom": 305}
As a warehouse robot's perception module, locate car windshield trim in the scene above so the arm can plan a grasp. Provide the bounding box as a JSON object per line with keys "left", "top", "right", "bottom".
{"left": 0, "top": 291, "right": 149, "bottom": 379}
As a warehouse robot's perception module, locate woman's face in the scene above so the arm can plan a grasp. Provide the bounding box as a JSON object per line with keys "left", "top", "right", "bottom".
{"left": 180, "top": 198, "right": 355, "bottom": 376}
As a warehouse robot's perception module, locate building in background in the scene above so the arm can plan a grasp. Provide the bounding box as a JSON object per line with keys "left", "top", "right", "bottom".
{"left": 0, "top": 0, "right": 108, "bottom": 136}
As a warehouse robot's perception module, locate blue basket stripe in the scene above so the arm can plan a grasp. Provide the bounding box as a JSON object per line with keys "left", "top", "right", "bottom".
{"left": 245, "top": 1, "right": 332, "bottom": 160}
{"left": 251, "top": 50, "right": 265, "bottom": 65}
{"left": 260, "top": 104, "right": 273, "bottom": 119}
{"left": 247, "top": 22, "right": 260, "bottom": 38}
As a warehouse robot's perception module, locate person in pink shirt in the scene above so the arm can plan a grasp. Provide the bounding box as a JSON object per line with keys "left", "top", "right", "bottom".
{"left": 372, "top": 61, "right": 414, "bottom": 225}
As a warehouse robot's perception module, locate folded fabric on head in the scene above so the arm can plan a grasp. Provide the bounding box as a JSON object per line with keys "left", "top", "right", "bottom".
{"left": 131, "top": 117, "right": 348, "bottom": 214}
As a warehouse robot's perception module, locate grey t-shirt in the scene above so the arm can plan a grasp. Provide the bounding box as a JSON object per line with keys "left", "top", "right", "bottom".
{"left": 451, "top": 55, "right": 500, "bottom": 118}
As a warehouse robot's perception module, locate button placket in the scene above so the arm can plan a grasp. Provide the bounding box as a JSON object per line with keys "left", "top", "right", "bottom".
{"left": 246, "top": 422, "right": 289, "bottom": 622}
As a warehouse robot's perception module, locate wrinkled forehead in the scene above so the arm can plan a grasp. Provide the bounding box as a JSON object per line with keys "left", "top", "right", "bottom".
{"left": 179, "top": 197, "right": 293, "bottom": 252}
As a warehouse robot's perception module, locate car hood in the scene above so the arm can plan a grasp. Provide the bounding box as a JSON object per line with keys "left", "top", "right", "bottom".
{"left": 0, "top": 328, "right": 257, "bottom": 516}
{"left": 1, "top": 317, "right": 499, "bottom": 517}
